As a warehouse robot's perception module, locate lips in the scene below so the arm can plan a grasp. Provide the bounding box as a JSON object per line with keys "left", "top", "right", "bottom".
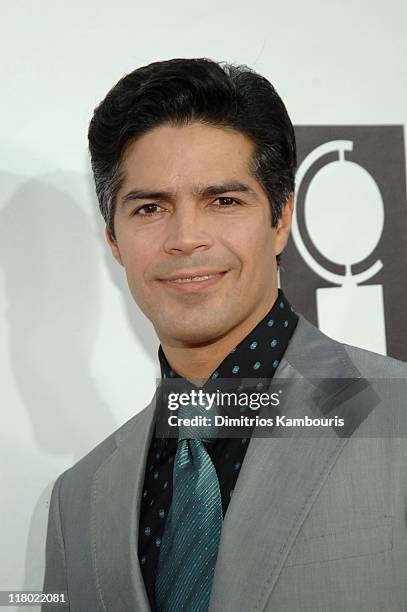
{"left": 159, "top": 270, "right": 227, "bottom": 282}
{"left": 169, "top": 273, "right": 224, "bottom": 283}
{"left": 158, "top": 270, "right": 228, "bottom": 292}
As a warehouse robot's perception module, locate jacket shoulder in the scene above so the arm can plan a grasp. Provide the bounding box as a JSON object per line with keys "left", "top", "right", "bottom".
{"left": 341, "top": 342, "right": 407, "bottom": 377}
{"left": 57, "top": 400, "right": 154, "bottom": 494}
{"left": 292, "top": 313, "right": 407, "bottom": 378}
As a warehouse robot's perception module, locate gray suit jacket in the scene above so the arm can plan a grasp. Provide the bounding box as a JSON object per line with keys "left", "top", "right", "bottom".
{"left": 42, "top": 314, "right": 407, "bottom": 611}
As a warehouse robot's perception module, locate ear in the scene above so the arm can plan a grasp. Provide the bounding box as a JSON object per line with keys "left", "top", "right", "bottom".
{"left": 275, "top": 192, "right": 294, "bottom": 256}
{"left": 105, "top": 225, "right": 124, "bottom": 266}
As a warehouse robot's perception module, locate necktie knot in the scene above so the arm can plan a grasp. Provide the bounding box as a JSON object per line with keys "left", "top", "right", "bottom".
{"left": 177, "top": 399, "right": 220, "bottom": 443}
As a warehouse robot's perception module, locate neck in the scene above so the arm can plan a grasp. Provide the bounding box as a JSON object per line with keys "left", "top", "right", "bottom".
{"left": 160, "top": 288, "right": 278, "bottom": 384}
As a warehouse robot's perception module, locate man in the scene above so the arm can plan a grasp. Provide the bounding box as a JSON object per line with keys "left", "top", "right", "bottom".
{"left": 42, "top": 58, "right": 407, "bottom": 611}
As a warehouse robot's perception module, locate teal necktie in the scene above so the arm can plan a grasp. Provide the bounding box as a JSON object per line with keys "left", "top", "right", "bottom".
{"left": 155, "top": 399, "right": 223, "bottom": 612}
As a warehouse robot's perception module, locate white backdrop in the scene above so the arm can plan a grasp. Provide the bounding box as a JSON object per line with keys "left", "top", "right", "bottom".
{"left": 1, "top": 0, "right": 406, "bottom": 607}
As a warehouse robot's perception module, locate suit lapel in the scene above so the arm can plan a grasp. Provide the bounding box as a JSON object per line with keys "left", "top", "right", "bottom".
{"left": 208, "top": 314, "right": 374, "bottom": 612}
{"left": 91, "top": 389, "right": 159, "bottom": 612}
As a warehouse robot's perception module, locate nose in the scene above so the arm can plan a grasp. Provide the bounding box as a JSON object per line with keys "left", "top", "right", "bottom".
{"left": 163, "top": 205, "right": 213, "bottom": 255}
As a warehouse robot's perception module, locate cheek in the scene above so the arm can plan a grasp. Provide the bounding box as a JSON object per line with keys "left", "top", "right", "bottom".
{"left": 119, "top": 238, "right": 151, "bottom": 290}
{"left": 222, "top": 219, "right": 275, "bottom": 268}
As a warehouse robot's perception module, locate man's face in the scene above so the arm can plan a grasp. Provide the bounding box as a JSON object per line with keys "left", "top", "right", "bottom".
{"left": 107, "top": 122, "right": 292, "bottom": 347}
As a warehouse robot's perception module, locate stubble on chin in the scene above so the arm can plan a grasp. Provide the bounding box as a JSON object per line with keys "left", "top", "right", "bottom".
{"left": 154, "top": 308, "right": 230, "bottom": 347}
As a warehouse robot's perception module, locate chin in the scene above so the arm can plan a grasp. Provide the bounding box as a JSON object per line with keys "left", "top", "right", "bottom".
{"left": 177, "top": 327, "right": 220, "bottom": 346}
{"left": 158, "top": 318, "right": 225, "bottom": 347}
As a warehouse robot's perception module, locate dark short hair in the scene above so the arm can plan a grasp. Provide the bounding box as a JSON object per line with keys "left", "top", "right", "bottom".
{"left": 88, "top": 57, "right": 296, "bottom": 262}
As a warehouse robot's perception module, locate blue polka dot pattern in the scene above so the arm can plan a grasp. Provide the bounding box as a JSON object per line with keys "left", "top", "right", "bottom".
{"left": 253, "top": 361, "right": 261, "bottom": 370}
{"left": 139, "top": 289, "right": 298, "bottom": 611}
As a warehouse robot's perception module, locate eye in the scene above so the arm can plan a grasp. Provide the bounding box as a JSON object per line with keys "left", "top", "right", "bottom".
{"left": 213, "top": 197, "right": 240, "bottom": 208}
{"left": 132, "top": 203, "right": 164, "bottom": 216}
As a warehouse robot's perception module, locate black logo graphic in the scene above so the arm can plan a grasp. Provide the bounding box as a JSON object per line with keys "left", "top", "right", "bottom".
{"left": 280, "top": 126, "right": 407, "bottom": 361}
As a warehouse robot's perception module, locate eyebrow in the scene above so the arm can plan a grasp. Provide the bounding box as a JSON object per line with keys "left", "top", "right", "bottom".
{"left": 120, "top": 181, "right": 258, "bottom": 207}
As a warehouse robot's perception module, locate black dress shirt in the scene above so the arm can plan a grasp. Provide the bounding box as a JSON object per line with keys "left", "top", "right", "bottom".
{"left": 138, "top": 288, "right": 298, "bottom": 611}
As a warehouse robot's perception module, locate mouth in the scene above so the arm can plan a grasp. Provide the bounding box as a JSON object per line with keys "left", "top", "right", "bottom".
{"left": 158, "top": 271, "right": 228, "bottom": 292}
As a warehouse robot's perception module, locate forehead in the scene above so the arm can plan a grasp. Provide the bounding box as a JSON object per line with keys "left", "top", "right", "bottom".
{"left": 120, "top": 122, "right": 259, "bottom": 188}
